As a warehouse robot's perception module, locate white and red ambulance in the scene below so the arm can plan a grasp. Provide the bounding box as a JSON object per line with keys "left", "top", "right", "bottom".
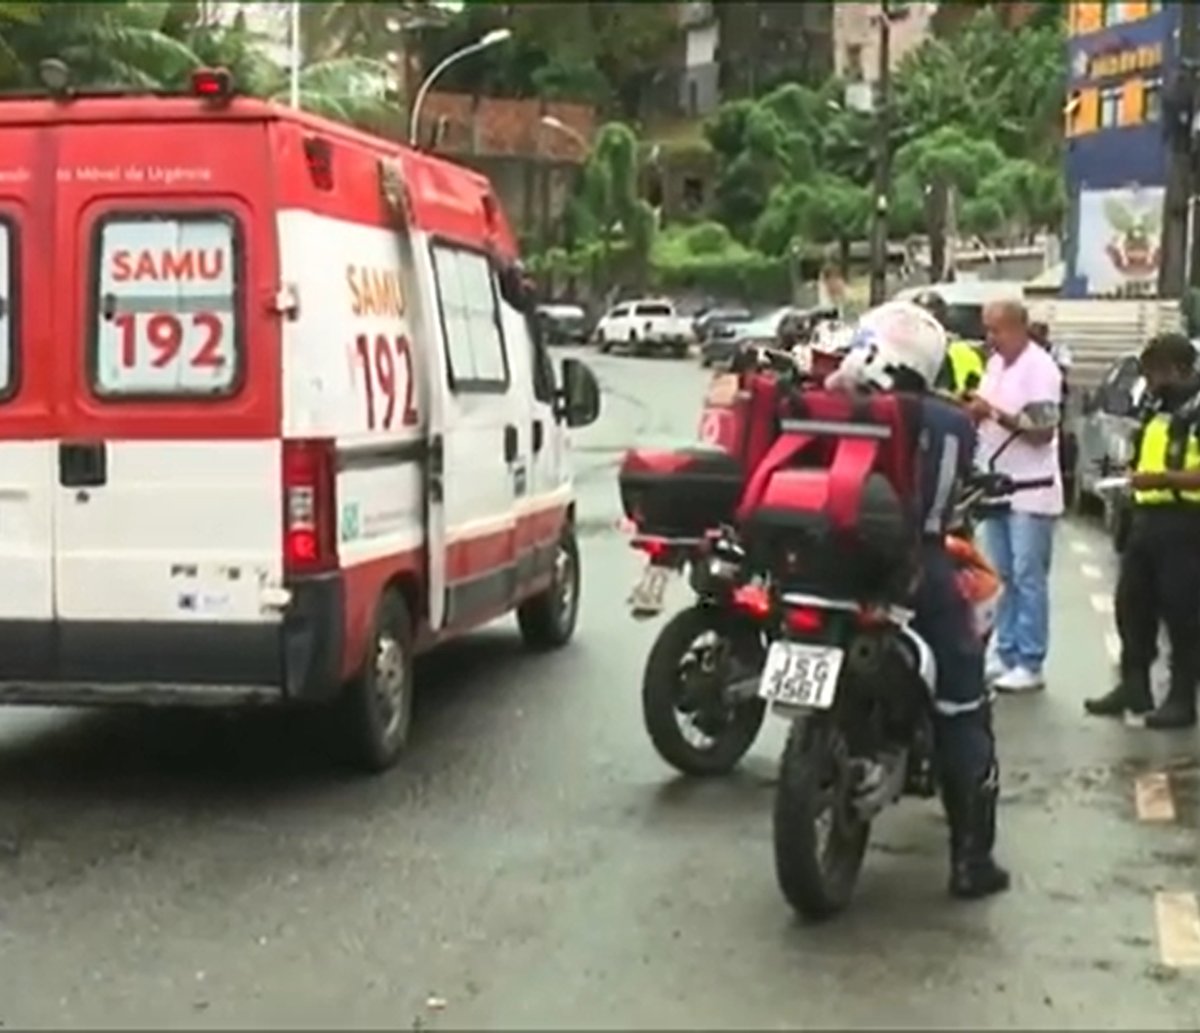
{"left": 0, "top": 69, "right": 601, "bottom": 771}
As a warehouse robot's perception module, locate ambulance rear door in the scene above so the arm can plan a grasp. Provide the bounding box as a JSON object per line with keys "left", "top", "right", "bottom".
{"left": 50, "top": 120, "right": 286, "bottom": 690}
{"left": 0, "top": 124, "right": 56, "bottom": 683}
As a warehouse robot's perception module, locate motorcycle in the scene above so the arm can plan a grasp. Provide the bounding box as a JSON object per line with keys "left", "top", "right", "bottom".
{"left": 763, "top": 436, "right": 1050, "bottom": 921}
{"left": 628, "top": 527, "right": 772, "bottom": 776}
{"left": 622, "top": 347, "right": 817, "bottom": 777}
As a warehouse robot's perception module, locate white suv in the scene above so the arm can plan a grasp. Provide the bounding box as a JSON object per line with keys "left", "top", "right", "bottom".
{"left": 595, "top": 299, "right": 693, "bottom": 357}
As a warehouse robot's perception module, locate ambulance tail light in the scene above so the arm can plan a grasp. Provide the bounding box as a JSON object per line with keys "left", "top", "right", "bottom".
{"left": 282, "top": 439, "right": 337, "bottom": 575}
{"left": 191, "top": 67, "right": 234, "bottom": 103}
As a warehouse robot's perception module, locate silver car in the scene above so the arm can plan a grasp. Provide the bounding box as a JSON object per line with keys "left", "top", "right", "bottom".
{"left": 1076, "top": 353, "right": 1142, "bottom": 551}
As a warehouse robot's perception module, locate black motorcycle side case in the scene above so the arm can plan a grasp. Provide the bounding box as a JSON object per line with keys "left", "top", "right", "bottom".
{"left": 619, "top": 446, "right": 744, "bottom": 538}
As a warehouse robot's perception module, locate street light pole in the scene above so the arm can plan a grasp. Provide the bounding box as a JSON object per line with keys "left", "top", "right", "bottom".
{"left": 540, "top": 115, "right": 588, "bottom": 153}
{"left": 287, "top": 0, "right": 302, "bottom": 109}
{"left": 1161, "top": 4, "right": 1200, "bottom": 296}
{"left": 868, "top": 2, "right": 894, "bottom": 306}
{"left": 407, "top": 28, "right": 512, "bottom": 146}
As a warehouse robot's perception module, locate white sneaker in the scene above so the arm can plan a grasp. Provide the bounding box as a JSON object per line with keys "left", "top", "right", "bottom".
{"left": 993, "top": 666, "right": 1045, "bottom": 694}
{"left": 985, "top": 657, "right": 1011, "bottom": 684}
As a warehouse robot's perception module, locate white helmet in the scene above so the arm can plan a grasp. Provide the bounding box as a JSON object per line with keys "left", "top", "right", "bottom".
{"left": 828, "top": 301, "right": 947, "bottom": 391}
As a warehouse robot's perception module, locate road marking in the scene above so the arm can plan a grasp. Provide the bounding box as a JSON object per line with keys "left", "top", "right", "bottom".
{"left": 1105, "top": 631, "right": 1120, "bottom": 663}
{"left": 1135, "top": 772, "right": 1177, "bottom": 822}
{"left": 1091, "top": 593, "right": 1114, "bottom": 614}
{"left": 1070, "top": 540, "right": 1092, "bottom": 555}
{"left": 1156, "top": 892, "right": 1200, "bottom": 967}
{"left": 1081, "top": 562, "right": 1103, "bottom": 580}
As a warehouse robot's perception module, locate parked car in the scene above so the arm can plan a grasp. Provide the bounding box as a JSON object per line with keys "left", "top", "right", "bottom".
{"left": 700, "top": 306, "right": 798, "bottom": 368}
{"left": 536, "top": 303, "right": 589, "bottom": 345}
{"left": 693, "top": 307, "right": 752, "bottom": 343}
{"left": 893, "top": 279, "right": 1026, "bottom": 344}
{"left": 1076, "top": 354, "right": 1142, "bottom": 551}
{"left": 595, "top": 298, "right": 694, "bottom": 357}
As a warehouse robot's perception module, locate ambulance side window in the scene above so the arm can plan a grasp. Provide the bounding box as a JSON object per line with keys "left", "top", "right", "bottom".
{"left": 529, "top": 316, "right": 556, "bottom": 403}
{"left": 499, "top": 294, "right": 555, "bottom": 404}
{"left": 431, "top": 243, "right": 510, "bottom": 393}
{"left": 0, "top": 217, "right": 13, "bottom": 400}
{"left": 89, "top": 212, "right": 243, "bottom": 399}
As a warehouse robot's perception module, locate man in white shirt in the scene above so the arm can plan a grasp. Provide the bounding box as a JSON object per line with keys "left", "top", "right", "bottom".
{"left": 967, "top": 301, "right": 1064, "bottom": 693}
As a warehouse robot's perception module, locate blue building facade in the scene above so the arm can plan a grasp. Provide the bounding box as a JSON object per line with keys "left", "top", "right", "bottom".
{"left": 1064, "top": 1, "right": 1178, "bottom": 297}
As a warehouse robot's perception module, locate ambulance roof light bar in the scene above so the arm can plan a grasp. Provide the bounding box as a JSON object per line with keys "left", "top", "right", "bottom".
{"left": 191, "top": 67, "right": 235, "bottom": 104}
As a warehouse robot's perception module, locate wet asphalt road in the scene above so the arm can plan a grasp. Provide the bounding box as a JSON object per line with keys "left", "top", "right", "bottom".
{"left": 3, "top": 350, "right": 1200, "bottom": 1029}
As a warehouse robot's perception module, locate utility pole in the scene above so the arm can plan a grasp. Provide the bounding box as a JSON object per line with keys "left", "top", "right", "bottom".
{"left": 868, "top": 1, "right": 896, "bottom": 306}
{"left": 1160, "top": 3, "right": 1200, "bottom": 297}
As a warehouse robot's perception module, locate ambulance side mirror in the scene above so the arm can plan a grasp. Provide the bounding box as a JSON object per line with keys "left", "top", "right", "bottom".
{"left": 559, "top": 358, "right": 601, "bottom": 428}
{"left": 497, "top": 260, "right": 536, "bottom": 313}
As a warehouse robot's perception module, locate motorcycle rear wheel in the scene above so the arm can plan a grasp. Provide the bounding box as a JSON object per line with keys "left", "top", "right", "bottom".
{"left": 641, "top": 605, "right": 766, "bottom": 777}
{"left": 773, "top": 716, "right": 870, "bottom": 921}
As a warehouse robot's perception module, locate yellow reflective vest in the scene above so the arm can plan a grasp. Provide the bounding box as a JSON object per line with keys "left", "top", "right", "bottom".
{"left": 946, "top": 339, "right": 985, "bottom": 395}
{"left": 1133, "top": 408, "right": 1200, "bottom": 505}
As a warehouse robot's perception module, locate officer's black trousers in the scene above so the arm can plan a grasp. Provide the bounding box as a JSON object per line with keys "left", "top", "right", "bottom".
{"left": 1116, "top": 507, "right": 1200, "bottom": 690}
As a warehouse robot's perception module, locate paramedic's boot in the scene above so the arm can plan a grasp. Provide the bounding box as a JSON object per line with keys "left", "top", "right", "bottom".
{"left": 1085, "top": 668, "right": 1152, "bottom": 718}
{"left": 1145, "top": 668, "right": 1198, "bottom": 730}
{"left": 943, "top": 767, "right": 1010, "bottom": 901}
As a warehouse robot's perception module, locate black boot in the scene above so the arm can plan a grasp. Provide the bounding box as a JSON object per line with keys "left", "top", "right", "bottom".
{"left": 943, "top": 770, "right": 1011, "bottom": 900}
{"left": 1085, "top": 669, "right": 1153, "bottom": 718}
{"left": 1145, "top": 670, "right": 1197, "bottom": 730}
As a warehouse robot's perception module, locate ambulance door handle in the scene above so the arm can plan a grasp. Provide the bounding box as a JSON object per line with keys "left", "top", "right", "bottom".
{"left": 532, "top": 419, "right": 544, "bottom": 455}
{"left": 428, "top": 434, "right": 444, "bottom": 505}
{"left": 59, "top": 441, "right": 108, "bottom": 489}
{"left": 504, "top": 424, "right": 519, "bottom": 463}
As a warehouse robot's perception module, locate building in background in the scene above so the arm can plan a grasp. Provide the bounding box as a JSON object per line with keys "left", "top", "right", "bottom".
{"left": 676, "top": 1, "right": 720, "bottom": 116}
{"left": 932, "top": 0, "right": 1042, "bottom": 35}
{"left": 1063, "top": 1, "right": 1173, "bottom": 298}
{"left": 833, "top": 2, "right": 936, "bottom": 87}
{"left": 716, "top": 2, "right": 834, "bottom": 98}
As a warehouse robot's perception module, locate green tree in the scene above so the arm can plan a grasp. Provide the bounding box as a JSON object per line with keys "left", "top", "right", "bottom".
{"left": 412, "top": 0, "right": 677, "bottom": 114}
{"left": 753, "top": 175, "right": 869, "bottom": 275}
{"left": 893, "top": 6, "right": 1065, "bottom": 164}
{"left": 0, "top": 1, "right": 403, "bottom": 133}
{"left": 0, "top": 2, "right": 201, "bottom": 90}
{"left": 569, "top": 121, "right": 656, "bottom": 291}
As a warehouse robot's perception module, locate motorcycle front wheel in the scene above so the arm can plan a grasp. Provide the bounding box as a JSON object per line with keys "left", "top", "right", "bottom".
{"left": 641, "top": 604, "right": 766, "bottom": 777}
{"left": 773, "top": 716, "right": 870, "bottom": 921}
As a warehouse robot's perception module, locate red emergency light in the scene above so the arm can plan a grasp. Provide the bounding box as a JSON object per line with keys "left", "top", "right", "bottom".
{"left": 190, "top": 67, "right": 234, "bottom": 102}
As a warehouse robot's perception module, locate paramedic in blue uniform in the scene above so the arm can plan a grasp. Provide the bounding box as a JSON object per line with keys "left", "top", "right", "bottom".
{"left": 831, "top": 303, "right": 1009, "bottom": 899}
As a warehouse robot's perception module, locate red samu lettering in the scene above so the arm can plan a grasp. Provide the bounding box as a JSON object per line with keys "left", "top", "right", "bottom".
{"left": 110, "top": 248, "right": 226, "bottom": 282}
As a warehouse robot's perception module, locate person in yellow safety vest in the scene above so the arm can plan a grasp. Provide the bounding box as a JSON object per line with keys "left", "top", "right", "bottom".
{"left": 1086, "top": 332, "right": 1200, "bottom": 729}
{"left": 910, "top": 290, "right": 985, "bottom": 396}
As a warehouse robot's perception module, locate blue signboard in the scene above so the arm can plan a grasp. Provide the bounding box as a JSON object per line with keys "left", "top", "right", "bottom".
{"left": 1064, "top": 6, "right": 1180, "bottom": 296}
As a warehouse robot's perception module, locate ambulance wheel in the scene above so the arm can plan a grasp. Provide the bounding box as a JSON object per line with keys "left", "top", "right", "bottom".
{"left": 517, "top": 526, "right": 581, "bottom": 650}
{"left": 341, "top": 590, "right": 414, "bottom": 773}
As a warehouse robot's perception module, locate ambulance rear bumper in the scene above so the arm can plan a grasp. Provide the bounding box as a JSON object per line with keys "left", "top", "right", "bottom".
{"left": 0, "top": 574, "right": 345, "bottom": 708}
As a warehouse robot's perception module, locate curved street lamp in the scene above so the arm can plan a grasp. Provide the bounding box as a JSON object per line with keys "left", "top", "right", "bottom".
{"left": 408, "top": 28, "right": 512, "bottom": 146}
{"left": 539, "top": 114, "right": 588, "bottom": 153}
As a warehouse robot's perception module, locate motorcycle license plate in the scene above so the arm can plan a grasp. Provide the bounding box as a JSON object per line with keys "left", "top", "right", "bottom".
{"left": 628, "top": 564, "right": 672, "bottom": 617}
{"left": 758, "top": 641, "right": 844, "bottom": 710}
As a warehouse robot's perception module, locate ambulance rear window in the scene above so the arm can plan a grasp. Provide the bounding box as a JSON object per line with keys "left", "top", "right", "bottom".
{"left": 0, "top": 217, "right": 13, "bottom": 400}
{"left": 90, "top": 213, "right": 243, "bottom": 399}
